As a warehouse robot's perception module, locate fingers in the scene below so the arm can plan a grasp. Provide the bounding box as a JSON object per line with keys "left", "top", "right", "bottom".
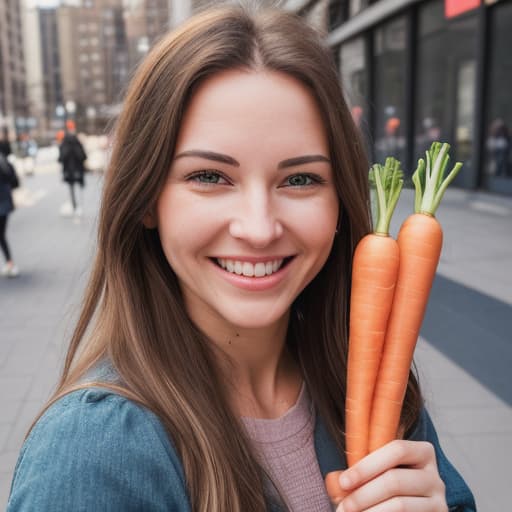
{"left": 335, "top": 467, "right": 445, "bottom": 512}
{"left": 339, "top": 440, "right": 437, "bottom": 491}
{"left": 333, "top": 441, "right": 447, "bottom": 512}
{"left": 337, "top": 496, "right": 447, "bottom": 512}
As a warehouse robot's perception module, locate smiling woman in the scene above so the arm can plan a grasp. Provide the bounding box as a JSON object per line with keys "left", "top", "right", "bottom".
{"left": 7, "top": 3, "right": 474, "bottom": 512}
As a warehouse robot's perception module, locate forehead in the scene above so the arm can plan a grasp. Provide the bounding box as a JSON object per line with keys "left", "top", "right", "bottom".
{"left": 174, "top": 69, "right": 329, "bottom": 157}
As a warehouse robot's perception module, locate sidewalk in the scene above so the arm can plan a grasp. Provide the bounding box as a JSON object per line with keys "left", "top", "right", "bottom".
{"left": 394, "top": 188, "right": 512, "bottom": 511}
{"left": 1, "top": 169, "right": 511, "bottom": 510}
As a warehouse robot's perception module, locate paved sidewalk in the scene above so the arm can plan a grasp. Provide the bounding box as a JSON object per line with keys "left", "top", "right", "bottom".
{"left": 1, "top": 169, "right": 511, "bottom": 510}
{"left": 394, "top": 188, "right": 512, "bottom": 511}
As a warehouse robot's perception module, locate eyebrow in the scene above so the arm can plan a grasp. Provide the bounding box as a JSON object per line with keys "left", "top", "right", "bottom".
{"left": 173, "top": 150, "right": 330, "bottom": 168}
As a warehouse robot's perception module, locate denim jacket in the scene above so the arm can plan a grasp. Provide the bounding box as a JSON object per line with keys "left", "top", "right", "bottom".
{"left": 8, "top": 387, "right": 476, "bottom": 511}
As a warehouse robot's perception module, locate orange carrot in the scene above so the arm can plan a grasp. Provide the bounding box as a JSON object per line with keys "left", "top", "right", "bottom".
{"left": 368, "top": 142, "right": 462, "bottom": 451}
{"left": 325, "top": 157, "right": 404, "bottom": 502}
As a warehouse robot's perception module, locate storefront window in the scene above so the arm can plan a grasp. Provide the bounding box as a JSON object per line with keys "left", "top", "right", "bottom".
{"left": 373, "top": 16, "right": 407, "bottom": 167}
{"left": 484, "top": 1, "right": 512, "bottom": 189}
{"left": 339, "top": 37, "right": 369, "bottom": 145}
{"left": 415, "top": 0, "right": 478, "bottom": 186}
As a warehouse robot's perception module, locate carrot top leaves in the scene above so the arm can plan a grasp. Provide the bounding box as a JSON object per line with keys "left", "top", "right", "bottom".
{"left": 412, "top": 142, "right": 463, "bottom": 216}
{"left": 369, "top": 157, "right": 404, "bottom": 235}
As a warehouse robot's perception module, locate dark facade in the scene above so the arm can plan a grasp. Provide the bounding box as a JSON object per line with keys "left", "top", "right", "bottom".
{"left": 298, "top": 0, "right": 512, "bottom": 195}
{"left": 0, "top": 0, "right": 28, "bottom": 140}
{"left": 39, "top": 8, "right": 63, "bottom": 130}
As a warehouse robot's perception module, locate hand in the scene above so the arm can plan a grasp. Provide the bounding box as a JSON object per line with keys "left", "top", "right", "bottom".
{"left": 335, "top": 440, "right": 447, "bottom": 511}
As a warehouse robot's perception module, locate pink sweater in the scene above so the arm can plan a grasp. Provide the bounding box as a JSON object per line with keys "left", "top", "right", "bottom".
{"left": 241, "top": 384, "right": 333, "bottom": 511}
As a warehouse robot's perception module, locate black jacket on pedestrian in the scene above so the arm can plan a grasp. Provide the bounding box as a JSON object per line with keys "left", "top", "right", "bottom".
{"left": 59, "top": 134, "right": 87, "bottom": 186}
{"left": 0, "top": 153, "right": 18, "bottom": 216}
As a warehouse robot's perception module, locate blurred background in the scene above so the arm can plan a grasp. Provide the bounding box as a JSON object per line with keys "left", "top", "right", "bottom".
{"left": 0, "top": 0, "right": 511, "bottom": 193}
{"left": 0, "top": 0, "right": 511, "bottom": 511}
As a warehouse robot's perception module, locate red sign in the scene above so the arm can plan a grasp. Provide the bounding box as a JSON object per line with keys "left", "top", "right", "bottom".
{"left": 445, "top": 0, "right": 481, "bottom": 18}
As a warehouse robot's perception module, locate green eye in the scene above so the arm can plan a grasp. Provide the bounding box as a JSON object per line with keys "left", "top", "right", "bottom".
{"left": 187, "top": 170, "right": 230, "bottom": 186}
{"left": 287, "top": 174, "right": 314, "bottom": 186}
{"left": 195, "top": 171, "right": 221, "bottom": 183}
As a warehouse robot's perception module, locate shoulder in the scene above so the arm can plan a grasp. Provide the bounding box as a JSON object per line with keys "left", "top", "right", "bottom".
{"left": 8, "top": 388, "right": 190, "bottom": 511}
{"left": 408, "top": 407, "right": 476, "bottom": 512}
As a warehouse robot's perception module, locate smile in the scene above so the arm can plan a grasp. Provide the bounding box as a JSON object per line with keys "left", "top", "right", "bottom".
{"left": 213, "top": 257, "right": 293, "bottom": 277}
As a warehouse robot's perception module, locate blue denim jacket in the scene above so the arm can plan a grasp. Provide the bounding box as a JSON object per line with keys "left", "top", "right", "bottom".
{"left": 8, "top": 387, "right": 476, "bottom": 511}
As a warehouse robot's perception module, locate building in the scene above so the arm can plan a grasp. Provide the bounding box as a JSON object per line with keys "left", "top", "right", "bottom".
{"left": 285, "top": 0, "right": 512, "bottom": 195}
{"left": 124, "top": 0, "right": 172, "bottom": 72}
{"left": 0, "top": 0, "right": 29, "bottom": 142}
{"left": 57, "top": 0, "right": 128, "bottom": 133}
{"left": 39, "top": 7, "right": 64, "bottom": 136}
{"left": 22, "top": 3, "right": 46, "bottom": 140}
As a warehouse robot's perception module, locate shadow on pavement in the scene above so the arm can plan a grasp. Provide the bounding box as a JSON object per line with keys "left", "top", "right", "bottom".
{"left": 422, "top": 274, "right": 512, "bottom": 406}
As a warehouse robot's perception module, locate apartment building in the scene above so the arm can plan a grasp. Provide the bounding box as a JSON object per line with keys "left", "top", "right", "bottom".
{"left": 0, "top": 0, "right": 28, "bottom": 141}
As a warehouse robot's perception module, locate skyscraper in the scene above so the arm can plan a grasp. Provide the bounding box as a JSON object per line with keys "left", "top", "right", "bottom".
{"left": 0, "top": 0, "right": 28, "bottom": 141}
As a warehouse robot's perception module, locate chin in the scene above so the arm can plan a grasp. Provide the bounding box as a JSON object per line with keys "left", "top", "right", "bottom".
{"left": 219, "top": 305, "right": 290, "bottom": 331}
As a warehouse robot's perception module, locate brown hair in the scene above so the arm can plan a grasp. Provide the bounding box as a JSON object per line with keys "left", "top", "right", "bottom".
{"left": 41, "top": 4, "right": 422, "bottom": 511}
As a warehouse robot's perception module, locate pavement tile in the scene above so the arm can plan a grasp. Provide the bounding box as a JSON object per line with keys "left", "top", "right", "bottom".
{"left": 451, "top": 432, "right": 512, "bottom": 511}
{"left": 0, "top": 401, "right": 23, "bottom": 427}
{"left": 0, "top": 450, "right": 21, "bottom": 510}
{"left": 0, "top": 378, "right": 32, "bottom": 404}
{"left": 0, "top": 423, "right": 12, "bottom": 452}
{"left": 0, "top": 472, "right": 13, "bottom": 511}
{"left": 434, "top": 405, "right": 512, "bottom": 435}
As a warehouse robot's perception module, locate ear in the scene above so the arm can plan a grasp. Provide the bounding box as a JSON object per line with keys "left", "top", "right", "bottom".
{"left": 143, "top": 210, "right": 157, "bottom": 229}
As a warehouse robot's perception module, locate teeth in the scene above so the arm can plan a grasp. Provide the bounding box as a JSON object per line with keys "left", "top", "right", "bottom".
{"left": 254, "top": 262, "right": 266, "bottom": 277}
{"left": 216, "top": 258, "right": 285, "bottom": 277}
{"left": 242, "top": 262, "right": 254, "bottom": 277}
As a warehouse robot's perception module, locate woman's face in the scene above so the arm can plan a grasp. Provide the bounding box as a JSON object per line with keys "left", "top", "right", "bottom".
{"left": 154, "top": 69, "right": 338, "bottom": 332}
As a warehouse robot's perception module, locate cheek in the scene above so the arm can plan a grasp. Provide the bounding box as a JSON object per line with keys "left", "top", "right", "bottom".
{"left": 285, "top": 194, "right": 339, "bottom": 246}
{"left": 156, "top": 187, "right": 223, "bottom": 263}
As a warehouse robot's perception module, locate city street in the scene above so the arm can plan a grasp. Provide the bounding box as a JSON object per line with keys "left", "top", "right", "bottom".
{"left": 1, "top": 158, "right": 511, "bottom": 510}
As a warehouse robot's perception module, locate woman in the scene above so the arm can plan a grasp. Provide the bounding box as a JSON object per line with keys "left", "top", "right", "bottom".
{"left": 8, "top": 5, "right": 474, "bottom": 511}
{"left": 0, "top": 140, "right": 19, "bottom": 277}
{"left": 58, "top": 120, "right": 87, "bottom": 216}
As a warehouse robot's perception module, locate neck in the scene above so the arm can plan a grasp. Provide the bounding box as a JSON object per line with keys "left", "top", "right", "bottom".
{"left": 190, "top": 308, "right": 303, "bottom": 418}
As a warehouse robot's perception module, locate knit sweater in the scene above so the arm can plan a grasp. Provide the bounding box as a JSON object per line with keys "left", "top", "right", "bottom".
{"left": 241, "top": 384, "right": 333, "bottom": 511}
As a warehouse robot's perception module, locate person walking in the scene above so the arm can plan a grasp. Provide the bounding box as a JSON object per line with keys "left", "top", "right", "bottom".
{"left": 58, "top": 120, "right": 87, "bottom": 217}
{"left": 0, "top": 140, "right": 20, "bottom": 277}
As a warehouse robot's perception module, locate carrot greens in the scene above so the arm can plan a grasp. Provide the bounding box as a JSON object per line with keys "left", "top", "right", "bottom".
{"left": 369, "top": 157, "right": 404, "bottom": 235}
{"left": 412, "top": 142, "right": 463, "bottom": 216}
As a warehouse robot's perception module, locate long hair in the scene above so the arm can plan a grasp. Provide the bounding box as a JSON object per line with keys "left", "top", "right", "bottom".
{"left": 40, "top": 5, "right": 422, "bottom": 511}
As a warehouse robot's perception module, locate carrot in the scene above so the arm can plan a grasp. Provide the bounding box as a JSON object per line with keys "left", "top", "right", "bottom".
{"left": 325, "top": 157, "right": 404, "bottom": 502}
{"left": 368, "top": 142, "right": 462, "bottom": 452}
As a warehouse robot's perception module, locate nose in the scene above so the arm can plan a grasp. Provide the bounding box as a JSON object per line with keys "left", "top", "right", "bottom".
{"left": 229, "top": 189, "right": 283, "bottom": 248}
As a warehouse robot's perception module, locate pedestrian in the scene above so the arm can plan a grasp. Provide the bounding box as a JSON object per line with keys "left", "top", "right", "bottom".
{"left": 58, "top": 119, "right": 87, "bottom": 217}
{"left": 7, "top": 5, "right": 475, "bottom": 511}
{"left": 0, "top": 140, "right": 20, "bottom": 277}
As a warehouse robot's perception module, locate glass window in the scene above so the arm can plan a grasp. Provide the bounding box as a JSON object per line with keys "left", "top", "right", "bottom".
{"left": 484, "top": 1, "right": 512, "bottom": 186}
{"left": 339, "top": 37, "right": 369, "bottom": 142}
{"left": 373, "top": 16, "right": 407, "bottom": 167}
{"left": 414, "top": 0, "right": 478, "bottom": 186}
{"left": 328, "top": 0, "right": 347, "bottom": 30}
